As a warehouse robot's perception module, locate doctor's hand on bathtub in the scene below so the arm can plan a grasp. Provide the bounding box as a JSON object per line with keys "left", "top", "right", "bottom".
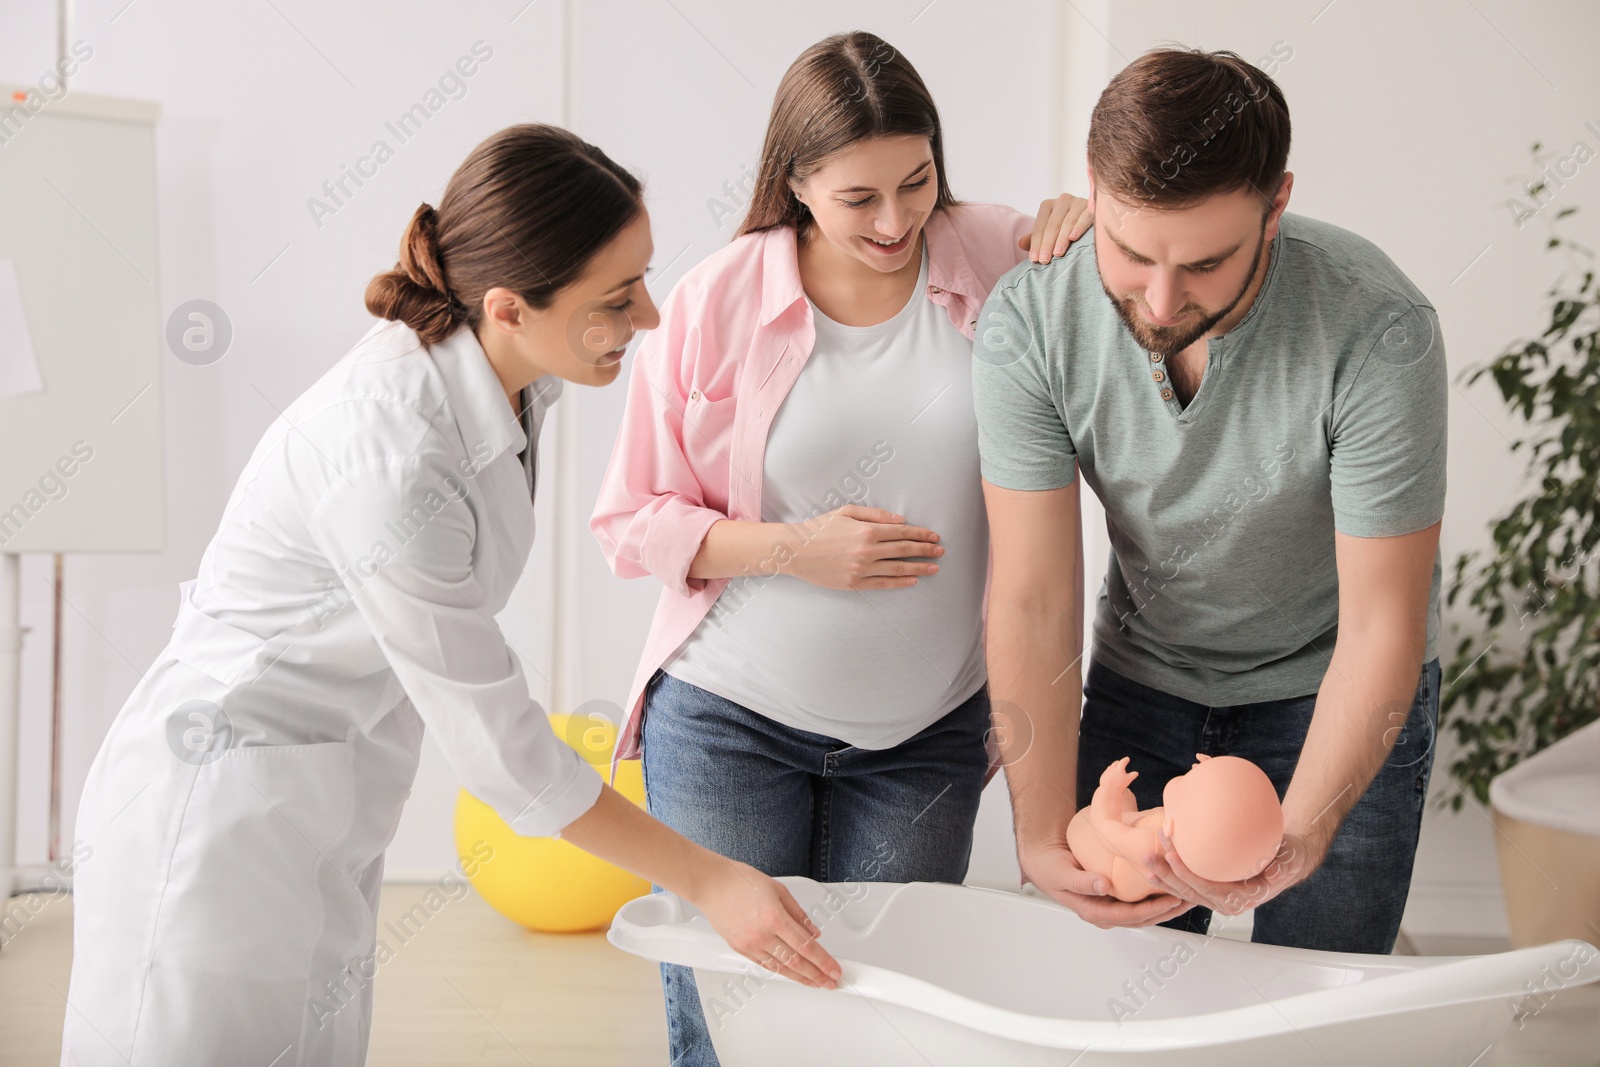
{"left": 560, "top": 784, "right": 843, "bottom": 989}
{"left": 691, "top": 857, "right": 844, "bottom": 989}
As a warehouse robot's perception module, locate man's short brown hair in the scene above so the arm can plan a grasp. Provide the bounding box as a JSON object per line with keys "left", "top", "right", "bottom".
{"left": 1087, "top": 48, "right": 1291, "bottom": 210}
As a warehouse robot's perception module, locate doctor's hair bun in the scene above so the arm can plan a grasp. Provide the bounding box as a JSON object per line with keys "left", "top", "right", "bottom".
{"left": 365, "top": 203, "right": 463, "bottom": 345}
{"left": 364, "top": 124, "right": 644, "bottom": 347}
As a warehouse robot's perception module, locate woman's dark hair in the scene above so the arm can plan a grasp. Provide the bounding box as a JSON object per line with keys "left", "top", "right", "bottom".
{"left": 366, "top": 123, "right": 644, "bottom": 345}
{"left": 737, "top": 31, "right": 957, "bottom": 238}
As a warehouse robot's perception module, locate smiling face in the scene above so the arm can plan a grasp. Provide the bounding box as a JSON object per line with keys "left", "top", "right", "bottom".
{"left": 476, "top": 207, "right": 660, "bottom": 393}
{"left": 1092, "top": 173, "right": 1292, "bottom": 356}
{"left": 790, "top": 135, "right": 939, "bottom": 274}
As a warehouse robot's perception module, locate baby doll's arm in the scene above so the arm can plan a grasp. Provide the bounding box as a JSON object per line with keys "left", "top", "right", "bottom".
{"left": 1086, "top": 758, "right": 1161, "bottom": 865}
{"left": 1089, "top": 757, "right": 1138, "bottom": 823}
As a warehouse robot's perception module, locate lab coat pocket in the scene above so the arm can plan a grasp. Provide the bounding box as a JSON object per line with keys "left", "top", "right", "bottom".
{"left": 138, "top": 739, "right": 366, "bottom": 1066}
{"left": 682, "top": 390, "right": 738, "bottom": 510}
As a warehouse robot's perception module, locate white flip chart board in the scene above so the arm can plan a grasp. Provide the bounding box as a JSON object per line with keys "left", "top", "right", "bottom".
{"left": 0, "top": 88, "right": 163, "bottom": 553}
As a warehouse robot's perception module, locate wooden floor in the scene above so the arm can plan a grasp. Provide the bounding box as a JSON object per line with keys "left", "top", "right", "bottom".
{"left": 2, "top": 886, "right": 1596, "bottom": 1066}
{"left": 0, "top": 884, "right": 668, "bottom": 1066}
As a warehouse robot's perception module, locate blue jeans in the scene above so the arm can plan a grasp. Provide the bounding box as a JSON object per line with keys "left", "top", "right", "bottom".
{"left": 1076, "top": 656, "right": 1440, "bottom": 953}
{"left": 640, "top": 670, "right": 991, "bottom": 1067}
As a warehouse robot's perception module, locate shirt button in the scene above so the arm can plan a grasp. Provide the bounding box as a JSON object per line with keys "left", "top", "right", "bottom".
{"left": 690, "top": 389, "right": 700, "bottom": 401}
{"left": 1152, "top": 369, "right": 1166, "bottom": 382}
{"left": 929, "top": 286, "right": 943, "bottom": 294}
{"left": 1160, "top": 387, "right": 1174, "bottom": 401}
{"left": 1150, "top": 352, "right": 1164, "bottom": 363}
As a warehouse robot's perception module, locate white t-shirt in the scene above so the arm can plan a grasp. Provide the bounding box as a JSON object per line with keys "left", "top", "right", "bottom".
{"left": 665, "top": 249, "right": 988, "bottom": 748}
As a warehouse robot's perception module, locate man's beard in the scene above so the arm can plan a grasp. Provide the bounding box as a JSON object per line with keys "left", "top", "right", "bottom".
{"left": 1101, "top": 225, "right": 1268, "bottom": 357}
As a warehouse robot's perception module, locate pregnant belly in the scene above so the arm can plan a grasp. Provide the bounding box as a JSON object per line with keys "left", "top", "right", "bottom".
{"left": 676, "top": 559, "right": 986, "bottom": 724}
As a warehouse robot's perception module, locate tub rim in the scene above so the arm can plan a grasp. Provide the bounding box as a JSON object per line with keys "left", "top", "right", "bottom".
{"left": 609, "top": 878, "right": 1600, "bottom": 1052}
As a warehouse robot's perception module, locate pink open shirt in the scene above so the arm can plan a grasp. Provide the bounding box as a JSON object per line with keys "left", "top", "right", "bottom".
{"left": 590, "top": 202, "right": 1083, "bottom": 783}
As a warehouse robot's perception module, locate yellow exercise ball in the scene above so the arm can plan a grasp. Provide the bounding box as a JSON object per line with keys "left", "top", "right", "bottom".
{"left": 454, "top": 706, "right": 650, "bottom": 933}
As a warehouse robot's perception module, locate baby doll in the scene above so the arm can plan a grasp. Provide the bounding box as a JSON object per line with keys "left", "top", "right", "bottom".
{"left": 1065, "top": 754, "right": 1283, "bottom": 903}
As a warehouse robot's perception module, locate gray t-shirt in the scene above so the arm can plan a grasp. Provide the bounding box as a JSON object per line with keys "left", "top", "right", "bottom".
{"left": 972, "top": 212, "right": 1447, "bottom": 705}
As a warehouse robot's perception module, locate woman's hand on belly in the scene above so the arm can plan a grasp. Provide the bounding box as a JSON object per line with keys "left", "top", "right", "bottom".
{"left": 690, "top": 505, "right": 946, "bottom": 590}
{"left": 784, "top": 504, "right": 946, "bottom": 590}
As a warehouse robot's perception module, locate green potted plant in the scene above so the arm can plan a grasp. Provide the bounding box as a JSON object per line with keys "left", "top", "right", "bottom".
{"left": 1439, "top": 149, "right": 1600, "bottom": 945}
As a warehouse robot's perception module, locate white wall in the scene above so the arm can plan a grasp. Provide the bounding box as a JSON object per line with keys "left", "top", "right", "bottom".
{"left": 4, "top": 0, "right": 574, "bottom": 880}
{"left": 0, "top": 0, "right": 1060, "bottom": 886}
{"left": 4, "top": 0, "right": 1593, "bottom": 935}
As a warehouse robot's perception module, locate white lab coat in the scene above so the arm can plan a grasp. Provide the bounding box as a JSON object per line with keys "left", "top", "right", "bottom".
{"left": 60, "top": 320, "right": 603, "bottom": 1067}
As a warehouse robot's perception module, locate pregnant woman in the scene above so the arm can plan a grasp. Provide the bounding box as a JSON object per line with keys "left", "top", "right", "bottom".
{"left": 61, "top": 124, "right": 836, "bottom": 1067}
{"left": 591, "top": 33, "right": 1088, "bottom": 1065}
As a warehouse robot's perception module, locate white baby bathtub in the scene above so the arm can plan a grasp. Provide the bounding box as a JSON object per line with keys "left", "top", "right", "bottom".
{"left": 609, "top": 877, "right": 1600, "bottom": 1066}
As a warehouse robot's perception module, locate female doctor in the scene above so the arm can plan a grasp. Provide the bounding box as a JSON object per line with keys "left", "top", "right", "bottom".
{"left": 60, "top": 124, "right": 839, "bottom": 1067}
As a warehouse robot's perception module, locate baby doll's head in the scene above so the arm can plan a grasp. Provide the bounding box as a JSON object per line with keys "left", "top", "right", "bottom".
{"left": 1161, "top": 754, "right": 1283, "bottom": 882}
